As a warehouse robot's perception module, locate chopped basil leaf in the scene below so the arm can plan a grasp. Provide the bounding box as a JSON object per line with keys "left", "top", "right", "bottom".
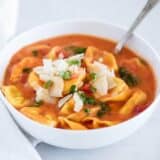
{"left": 67, "top": 59, "right": 80, "bottom": 65}
{"left": 119, "top": 67, "right": 138, "bottom": 87}
{"left": 65, "top": 46, "right": 86, "bottom": 54}
{"left": 22, "top": 67, "right": 31, "bottom": 73}
{"left": 89, "top": 72, "right": 97, "bottom": 81}
{"left": 79, "top": 92, "right": 96, "bottom": 105}
{"left": 33, "top": 100, "right": 43, "bottom": 107}
{"left": 60, "top": 71, "right": 71, "bottom": 80}
{"left": 32, "top": 50, "right": 38, "bottom": 57}
{"left": 87, "top": 97, "right": 96, "bottom": 105}
{"left": 84, "top": 108, "right": 90, "bottom": 114}
{"left": 97, "top": 103, "right": 111, "bottom": 117}
{"left": 70, "top": 85, "right": 77, "bottom": 93}
{"left": 43, "top": 80, "right": 53, "bottom": 89}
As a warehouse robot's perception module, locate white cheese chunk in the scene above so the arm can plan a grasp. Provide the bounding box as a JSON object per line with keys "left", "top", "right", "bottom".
{"left": 89, "top": 61, "right": 107, "bottom": 76}
{"left": 43, "top": 59, "right": 54, "bottom": 73}
{"left": 34, "top": 59, "right": 57, "bottom": 81}
{"left": 49, "top": 76, "right": 64, "bottom": 97}
{"left": 43, "top": 59, "right": 58, "bottom": 76}
{"left": 35, "top": 87, "right": 55, "bottom": 104}
{"left": 107, "top": 69, "right": 117, "bottom": 89}
{"left": 92, "top": 75, "right": 108, "bottom": 95}
{"left": 58, "top": 94, "right": 72, "bottom": 108}
{"left": 89, "top": 61, "right": 116, "bottom": 96}
{"left": 53, "top": 59, "right": 68, "bottom": 72}
{"left": 68, "top": 65, "right": 79, "bottom": 73}
{"left": 73, "top": 92, "right": 83, "bottom": 112}
{"left": 34, "top": 67, "right": 53, "bottom": 82}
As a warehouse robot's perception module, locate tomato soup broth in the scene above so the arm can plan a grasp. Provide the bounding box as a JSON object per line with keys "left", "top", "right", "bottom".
{"left": 3, "top": 34, "right": 156, "bottom": 130}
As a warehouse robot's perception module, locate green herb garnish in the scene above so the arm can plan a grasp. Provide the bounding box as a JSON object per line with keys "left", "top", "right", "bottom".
{"left": 119, "top": 67, "right": 138, "bottom": 87}
{"left": 22, "top": 67, "right": 31, "bottom": 73}
{"left": 67, "top": 59, "right": 80, "bottom": 66}
{"left": 43, "top": 80, "right": 53, "bottom": 89}
{"left": 79, "top": 92, "right": 96, "bottom": 105}
{"left": 33, "top": 100, "right": 43, "bottom": 107}
{"left": 60, "top": 71, "right": 72, "bottom": 80}
{"left": 87, "top": 97, "right": 96, "bottom": 105}
{"left": 90, "top": 85, "right": 97, "bottom": 93}
{"left": 84, "top": 108, "right": 90, "bottom": 114}
{"left": 32, "top": 50, "right": 38, "bottom": 57}
{"left": 70, "top": 85, "right": 77, "bottom": 93}
{"left": 97, "top": 103, "right": 111, "bottom": 117}
{"left": 65, "top": 46, "right": 86, "bottom": 54}
{"left": 89, "top": 72, "right": 97, "bottom": 81}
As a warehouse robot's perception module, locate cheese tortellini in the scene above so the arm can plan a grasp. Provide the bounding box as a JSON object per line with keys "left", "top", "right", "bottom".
{"left": 2, "top": 85, "right": 30, "bottom": 109}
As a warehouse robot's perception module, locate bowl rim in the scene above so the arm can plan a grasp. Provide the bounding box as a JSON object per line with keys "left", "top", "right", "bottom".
{"left": 1, "top": 19, "right": 160, "bottom": 134}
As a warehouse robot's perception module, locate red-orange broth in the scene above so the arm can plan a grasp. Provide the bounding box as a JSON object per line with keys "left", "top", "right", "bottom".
{"left": 3, "top": 34, "right": 156, "bottom": 130}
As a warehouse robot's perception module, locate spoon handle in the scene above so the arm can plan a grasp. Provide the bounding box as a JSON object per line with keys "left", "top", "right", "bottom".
{"left": 114, "top": 0, "right": 159, "bottom": 54}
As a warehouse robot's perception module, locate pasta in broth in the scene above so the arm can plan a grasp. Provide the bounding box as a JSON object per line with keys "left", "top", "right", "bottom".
{"left": 2, "top": 34, "right": 156, "bottom": 130}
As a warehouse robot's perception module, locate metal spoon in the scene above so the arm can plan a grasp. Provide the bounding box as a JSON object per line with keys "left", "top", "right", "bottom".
{"left": 114, "top": 0, "right": 159, "bottom": 54}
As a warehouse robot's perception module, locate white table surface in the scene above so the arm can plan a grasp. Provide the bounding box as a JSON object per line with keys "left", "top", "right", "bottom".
{"left": 16, "top": 0, "right": 160, "bottom": 159}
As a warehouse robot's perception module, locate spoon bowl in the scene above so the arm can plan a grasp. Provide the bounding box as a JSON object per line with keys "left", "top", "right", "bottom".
{"left": 114, "top": 0, "right": 159, "bottom": 54}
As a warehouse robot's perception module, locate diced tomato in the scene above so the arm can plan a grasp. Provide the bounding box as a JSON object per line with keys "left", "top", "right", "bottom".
{"left": 81, "top": 84, "right": 92, "bottom": 94}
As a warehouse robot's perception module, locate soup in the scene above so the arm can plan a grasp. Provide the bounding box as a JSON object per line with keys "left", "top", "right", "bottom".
{"left": 2, "top": 34, "right": 156, "bottom": 130}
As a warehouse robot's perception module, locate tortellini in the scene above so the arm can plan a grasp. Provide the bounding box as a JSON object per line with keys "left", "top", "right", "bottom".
{"left": 67, "top": 107, "right": 100, "bottom": 122}
{"left": 47, "top": 46, "right": 63, "bottom": 60}
{"left": 2, "top": 85, "right": 30, "bottom": 109}
{"left": 10, "top": 57, "right": 42, "bottom": 82}
{"left": 82, "top": 117, "right": 119, "bottom": 129}
{"left": 58, "top": 117, "right": 87, "bottom": 130}
{"left": 59, "top": 98, "right": 74, "bottom": 115}
{"left": 84, "top": 46, "right": 118, "bottom": 71}
{"left": 20, "top": 107, "right": 57, "bottom": 127}
{"left": 98, "top": 77, "right": 132, "bottom": 102}
{"left": 119, "top": 89, "right": 147, "bottom": 115}
{"left": 28, "top": 71, "right": 43, "bottom": 90}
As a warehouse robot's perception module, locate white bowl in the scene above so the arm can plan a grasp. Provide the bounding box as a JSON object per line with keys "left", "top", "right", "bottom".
{"left": 0, "top": 20, "right": 160, "bottom": 149}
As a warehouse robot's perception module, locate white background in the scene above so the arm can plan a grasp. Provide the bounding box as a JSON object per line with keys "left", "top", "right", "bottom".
{"left": 17, "top": 0, "right": 160, "bottom": 159}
